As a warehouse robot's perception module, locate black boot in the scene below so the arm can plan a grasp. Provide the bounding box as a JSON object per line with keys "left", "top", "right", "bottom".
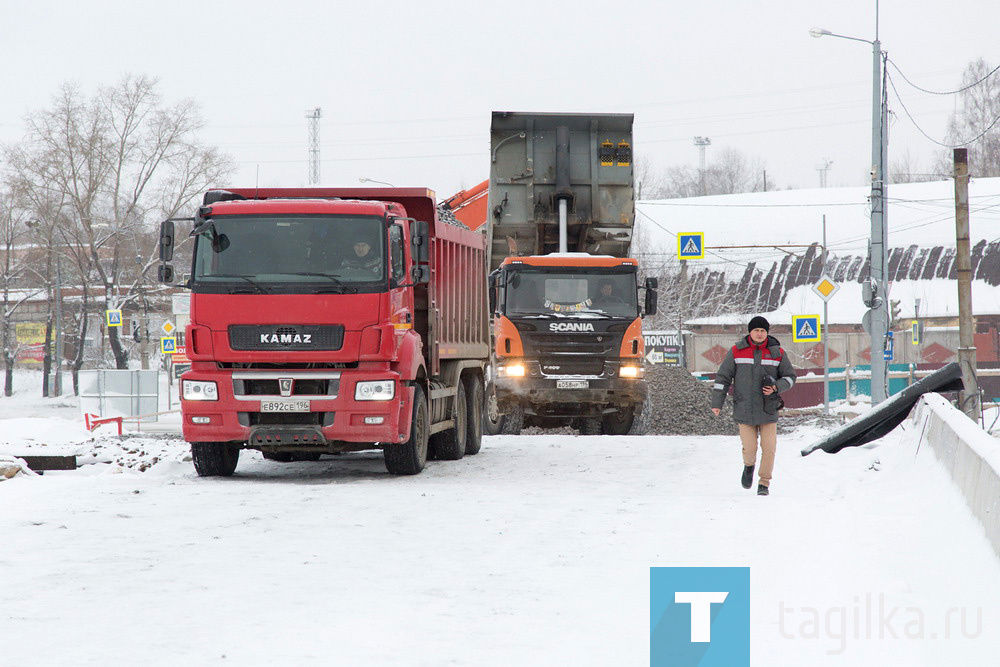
{"left": 757, "top": 484, "right": 769, "bottom": 496}
{"left": 741, "top": 465, "right": 755, "bottom": 489}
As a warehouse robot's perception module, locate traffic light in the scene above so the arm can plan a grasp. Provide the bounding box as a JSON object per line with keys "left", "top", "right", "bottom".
{"left": 890, "top": 299, "right": 901, "bottom": 326}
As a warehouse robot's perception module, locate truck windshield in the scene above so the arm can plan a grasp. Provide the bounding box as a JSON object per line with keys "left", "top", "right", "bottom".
{"left": 504, "top": 270, "right": 637, "bottom": 318}
{"left": 192, "top": 215, "right": 386, "bottom": 292}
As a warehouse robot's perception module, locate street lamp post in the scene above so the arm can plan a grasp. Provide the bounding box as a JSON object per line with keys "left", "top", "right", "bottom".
{"left": 810, "top": 20, "right": 890, "bottom": 405}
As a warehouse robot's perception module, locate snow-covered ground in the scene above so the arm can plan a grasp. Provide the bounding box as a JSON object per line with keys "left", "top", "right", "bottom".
{"left": 2, "top": 372, "right": 1000, "bottom": 665}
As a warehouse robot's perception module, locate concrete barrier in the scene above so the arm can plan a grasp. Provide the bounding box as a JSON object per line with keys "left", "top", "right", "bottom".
{"left": 912, "top": 393, "right": 1000, "bottom": 559}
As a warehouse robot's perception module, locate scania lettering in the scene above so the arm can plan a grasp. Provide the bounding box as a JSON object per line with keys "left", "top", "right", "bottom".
{"left": 549, "top": 322, "right": 595, "bottom": 332}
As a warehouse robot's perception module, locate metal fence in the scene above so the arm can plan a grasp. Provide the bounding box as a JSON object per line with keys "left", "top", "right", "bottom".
{"left": 79, "top": 370, "right": 160, "bottom": 422}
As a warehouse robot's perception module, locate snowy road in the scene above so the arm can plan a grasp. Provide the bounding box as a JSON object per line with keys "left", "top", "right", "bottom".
{"left": 3, "top": 424, "right": 1000, "bottom": 665}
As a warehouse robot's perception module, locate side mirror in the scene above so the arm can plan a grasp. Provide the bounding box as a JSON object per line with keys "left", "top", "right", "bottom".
{"left": 158, "top": 264, "right": 175, "bottom": 284}
{"left": 159, "top": 220, "right": 175, "bottom": 261}
{"left": 645, "top": 276, "right": 658, "bottom": 290}
{"left": 644, "top": 288, "right": 658, "bottom": 317}
{"left": 410, "top": 265, "right": 430, "bottom": 284}
{"left": 410, "top": 220, "right": 429, "bottom": 262}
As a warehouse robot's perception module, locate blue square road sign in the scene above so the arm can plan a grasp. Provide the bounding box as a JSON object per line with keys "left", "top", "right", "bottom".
{"left": 792, "top": 314, "right": 821, "bottom": 343}
{"left": 677, "top": 233, "right": 704, "bottom": 260}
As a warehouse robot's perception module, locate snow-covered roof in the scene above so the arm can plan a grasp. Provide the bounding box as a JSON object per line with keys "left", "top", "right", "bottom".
{"left": 636, "top": 178, "right": 1000, "bottom": 324}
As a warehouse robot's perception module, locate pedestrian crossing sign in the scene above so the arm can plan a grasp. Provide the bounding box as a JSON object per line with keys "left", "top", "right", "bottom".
{"left": 677, "top": 233, "right": 704, "bottom": 260}
{"left": 106, "top": 309, "right": 123, "bottom": 327}
{"left": 792, "top": 315, "right": 821, "bottom": 342}
{"left": 160, "top": 337, "right": 177, "bottom": 354}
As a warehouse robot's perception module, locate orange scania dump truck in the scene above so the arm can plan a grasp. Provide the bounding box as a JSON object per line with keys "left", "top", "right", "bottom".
{"left": 445, "top": 112, "right": 657, "bottom": 435}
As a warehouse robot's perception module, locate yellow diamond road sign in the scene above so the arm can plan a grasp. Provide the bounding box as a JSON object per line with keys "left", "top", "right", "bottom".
{"left": 162, "top": 321, "right": 175, "bottom": 335}
{"left": 811, "top": 275, "right": 840, "bottom": 302}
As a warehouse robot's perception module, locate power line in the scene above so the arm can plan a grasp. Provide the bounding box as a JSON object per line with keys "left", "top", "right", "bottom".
{"left": 887, "top": 71, "right": 1000, "bottom": 149}
{"left": 887, "top": 58, "right": 1000, "bottom": 96}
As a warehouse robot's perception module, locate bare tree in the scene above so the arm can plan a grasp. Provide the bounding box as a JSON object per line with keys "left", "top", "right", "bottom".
{"left": 653, "top": 147, "right": 768, "bottom": 199}
{"left": 891, "top": 148, "right": 941, "bottom": 184}
{"left": 4, "top": 75, "right": 231, "bottom": 372}
{"left": 705, "top": 147, "right": 766, "bottom": 195}
{"left": 0, "top": 189, "right": 44, "bottom": 396}
{"left": 937, "top": 59, "right": 1000, "bottom": 176}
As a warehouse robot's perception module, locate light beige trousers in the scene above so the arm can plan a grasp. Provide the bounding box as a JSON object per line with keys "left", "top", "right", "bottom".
{"left": 739, "top": 422, "right": 777, "bottom": 487}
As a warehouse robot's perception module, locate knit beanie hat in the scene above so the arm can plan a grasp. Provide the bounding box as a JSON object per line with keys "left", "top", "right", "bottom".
{"left": 747, "top": 316, "right": 770, "bottom": 333}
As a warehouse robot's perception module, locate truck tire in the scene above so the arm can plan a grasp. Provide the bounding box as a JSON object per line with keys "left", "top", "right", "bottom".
{"left": 384, "top": 385, "right": 429, "bottom": 475}
{"left": 191, "top": 442, "right": 240, "bottom": 477}
{"left": 430, "top": 381, "right": 467, "bottom": 460}
{"left": 500, "top": 404, "right": 524, "bottom": 435}
{"left": 601, "top": 409, "right": 635, "bottom": 435}
{"left": 483, "top": 380, "right": 505, "bottom": 435}
{"left": 579, "top": 418, "right": 602, "bottom": 435}
{"left": 464, "top": 375, "right": 483, "bottom": 455}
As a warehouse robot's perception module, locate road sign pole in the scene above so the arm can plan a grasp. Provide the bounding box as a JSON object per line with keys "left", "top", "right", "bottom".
{"left": 823, "top": 215, "right": 829, "bottom": 415}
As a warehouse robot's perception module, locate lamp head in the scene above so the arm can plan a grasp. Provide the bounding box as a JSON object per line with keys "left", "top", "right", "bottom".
{"left": 809, "top": 27, "right": 831, "bottom": 38}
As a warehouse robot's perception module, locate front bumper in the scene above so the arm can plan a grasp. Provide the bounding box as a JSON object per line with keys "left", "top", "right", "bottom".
{"left": 180, "top": 368, "right": 412, "bottom": 447}
{"left": 494, "top": 375, "right": 647, "bottom": 418}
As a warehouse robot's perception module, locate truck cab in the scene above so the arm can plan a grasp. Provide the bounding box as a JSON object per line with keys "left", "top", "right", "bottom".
{"left": 489, "top": 254, "right": 654, "bottom": 434}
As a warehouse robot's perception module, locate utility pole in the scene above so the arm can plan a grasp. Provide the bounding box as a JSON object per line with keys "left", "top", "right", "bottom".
{"left": 306, "top": 107, "right": 322, "bottom": 185}
{"left": 693, "top": 136, "right": 711, "bottom": 195}
{"left": 954, "top": 148, "right": 980, "bottom": 421}
{"left": 53, "top": 254, "right": 62, "bottom": 396}
{"left": 822, "top": 215, "right": 829, "bottom": 415}
{"left": 867, "top": 32, "right": 890, "bottom": 405}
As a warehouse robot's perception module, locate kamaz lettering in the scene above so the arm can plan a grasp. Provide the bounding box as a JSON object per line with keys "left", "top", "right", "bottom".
{"left": 260, "top": 333, "right": 313, "bottom": 344}
{"left": 549, "top": 322, "right": 595, "bottom": 332}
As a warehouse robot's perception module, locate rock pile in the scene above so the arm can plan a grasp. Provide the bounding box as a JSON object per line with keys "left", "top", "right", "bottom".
{"left": 636, "top": 364, "right": 738, "bottom": 436}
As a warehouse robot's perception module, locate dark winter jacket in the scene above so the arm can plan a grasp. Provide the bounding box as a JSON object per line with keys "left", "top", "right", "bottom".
{"left": 710, "top": 335, "right": 796, "bottom": 425}
{"left": 340, "top": 254, "right": 381, "bottom": 273}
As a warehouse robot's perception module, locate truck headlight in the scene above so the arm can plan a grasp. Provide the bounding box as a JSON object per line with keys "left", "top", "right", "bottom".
{"left": 499, "top": 363, "right": 525, "bottom": 377}
{"left": 619, "top": 365, "right": 642, "bottom": 378}
{"left": 355, "top": 380, "right": 395, "bottom": 401}
{"left": 183, "top": 380, "right": 218, "bottom": 401}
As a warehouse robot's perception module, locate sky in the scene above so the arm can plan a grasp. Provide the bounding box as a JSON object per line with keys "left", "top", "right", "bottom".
{"left": 2, "top": 0, "right": 1000, "bottom": 200}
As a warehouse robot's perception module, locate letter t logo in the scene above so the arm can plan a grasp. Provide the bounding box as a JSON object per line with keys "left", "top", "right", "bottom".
{"left": 675, "top": 591, "right": 729, "bottom": 642}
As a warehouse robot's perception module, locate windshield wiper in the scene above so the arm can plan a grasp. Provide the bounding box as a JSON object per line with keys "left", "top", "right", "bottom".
{"left": 222, "top": 274, "right": 269, "bottom": 294}
{"left": 275, "top": 272, "right": 358, "bottom": 293}
{"left": 508, "top": 309, "right": 557, "bottom": 318}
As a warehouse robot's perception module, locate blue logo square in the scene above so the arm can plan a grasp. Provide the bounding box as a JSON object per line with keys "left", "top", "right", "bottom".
{"left": 650, "top": 567, "right": 750, "bottom": 666}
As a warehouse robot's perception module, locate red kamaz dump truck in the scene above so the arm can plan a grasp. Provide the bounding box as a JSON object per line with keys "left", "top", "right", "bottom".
{"left": 157, "top": 187, "right": 489, "bottom": 476}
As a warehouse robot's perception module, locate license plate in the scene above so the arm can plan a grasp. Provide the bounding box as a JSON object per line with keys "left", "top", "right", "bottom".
{"left": 260, "top": 400, "right": 310, "bottom": 412}
{"left": 556, "top": 380, "right": 589, "bottom": 389}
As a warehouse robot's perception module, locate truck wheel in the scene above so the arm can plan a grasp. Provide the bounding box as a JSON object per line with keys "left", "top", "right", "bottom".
{"left": 430, "top": 381, "right": 467, "bottom": 460}
{"left": 500, "top": 405, "right": 524, "bottom": 435}
{"left": 384, "top": 384, "right": 429, "bottom": 475}
{"left": 602, "top": 409, "right": 635, "bottom": 435}
{"left": 464, "top": 375, "right": 483, "bottom": 455}
{"left": 579, "top": 418, "right": 602, "bottom": 435}
{"left": 262, "top": 451, "right": 295, "bottom": 462}
{"left": 483, "top": 380, "right": 505, "bottom": 435}
{"left": 191, "top": 442, "right": 240, "bottom": 477}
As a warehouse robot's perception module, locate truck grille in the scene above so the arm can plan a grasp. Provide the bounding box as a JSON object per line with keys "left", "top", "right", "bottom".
{"left": 232, "top": 372, "right": 341, "bottom": 400}
{"left": 540, "top": 358, "right": 606, "bottom": 376}
{"left": 519, "top": 331, "right": 619, "bottom": 356}
{"left": 229, "top": 325, "right": 344, "bottom": 351}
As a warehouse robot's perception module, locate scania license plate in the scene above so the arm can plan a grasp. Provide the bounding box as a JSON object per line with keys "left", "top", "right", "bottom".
{"left": 556, "top": 380, "right": 589, "bottom": 389}
{"left": 260, "top": 400, "right": 310, "bottom": 412}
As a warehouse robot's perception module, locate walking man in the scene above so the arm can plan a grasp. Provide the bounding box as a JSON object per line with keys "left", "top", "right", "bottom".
{"left": 710, "top": 316, "right": 796, "bottom": 496}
